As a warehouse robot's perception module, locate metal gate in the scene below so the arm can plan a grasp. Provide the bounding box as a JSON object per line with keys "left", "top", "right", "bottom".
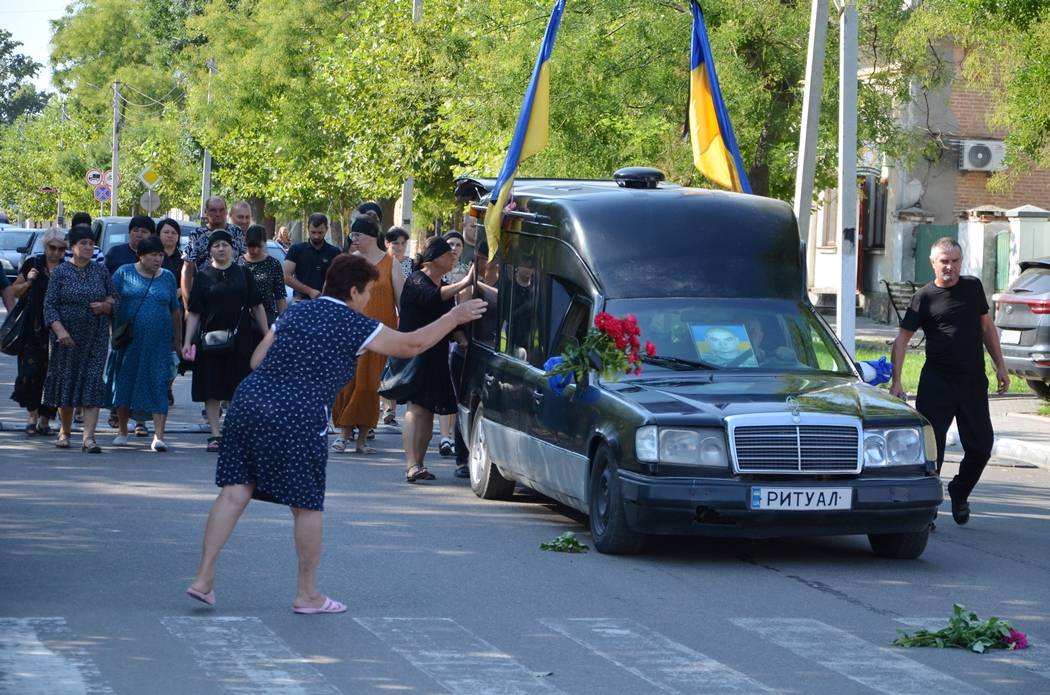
{"left": 996, "top": 231, "right": 1011, "bottom": 292}
{"left": 914, "top": 224, "right": 958, "bottom": 285}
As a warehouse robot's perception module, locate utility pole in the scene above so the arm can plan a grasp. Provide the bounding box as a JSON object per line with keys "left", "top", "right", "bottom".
{"left": 111, "top": 79, "right": 121, "bottom": 216}
{"left": 200, "top": 59, "right": 217, "bottom": 216}
{"left": 794, "top": 0, "right": 830, "bottom": 291}
{"left": 835, "top": 0, "right": 859, "bottom": 357}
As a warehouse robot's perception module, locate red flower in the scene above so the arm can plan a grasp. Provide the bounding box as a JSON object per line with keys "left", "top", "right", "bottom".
{"left": 645, "top": 341, "right": 656, "bottom": 357}
{"left": 622, "top": 314, "right": 641, "bottom": 336}
{"left": 634, "top": 364, "right": 642, "bottom": 375}
{"left": 594, "top": 312, "right": 613, "bottom": 331}
{"left": 628, "top": 352, "right": 637, "bottom": 364}
{"left": 604, "top": 316, "right": 623, "bottom": 338}
{"left": 613, "top": 334, "right": 628, "bottom": 350}
{"left": 628, "top": 334, "right": 640, "bottom": 349}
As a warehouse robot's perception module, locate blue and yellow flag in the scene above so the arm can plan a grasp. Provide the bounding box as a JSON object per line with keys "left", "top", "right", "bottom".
{"left": 688, "top": 1, "right": 752, "bottom": 194}
{"left": 485, "top": 0, "right": 566, "bottom": 258}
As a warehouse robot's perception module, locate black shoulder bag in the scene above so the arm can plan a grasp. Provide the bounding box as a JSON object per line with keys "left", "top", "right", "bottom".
{"left": 111, "top": 272, "right": 155, "bottom": 351}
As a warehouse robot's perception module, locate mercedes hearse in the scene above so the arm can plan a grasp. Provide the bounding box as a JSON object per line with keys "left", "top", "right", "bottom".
{"left": 456, "top": 168, "right": 942, "bottom": 558}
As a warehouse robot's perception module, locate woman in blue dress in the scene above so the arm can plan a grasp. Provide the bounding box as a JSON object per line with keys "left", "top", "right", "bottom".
{"left": 105, "top": 235, "right": 182, "bottom": 451}
{"left": 185, "top": 254, "right": 486, "bottom": 614}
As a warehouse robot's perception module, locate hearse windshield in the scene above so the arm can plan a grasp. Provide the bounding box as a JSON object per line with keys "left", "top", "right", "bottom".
{"left": 605, "top": 298, "right": 853, "bottom": 375}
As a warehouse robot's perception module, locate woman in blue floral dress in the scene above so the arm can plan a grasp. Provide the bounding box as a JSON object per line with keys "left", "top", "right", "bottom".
{"left": 105, "top": 236, "right": 182, "bottom": 451}
{"left": 185, "top": 255, "right": 486, "bottom": 614}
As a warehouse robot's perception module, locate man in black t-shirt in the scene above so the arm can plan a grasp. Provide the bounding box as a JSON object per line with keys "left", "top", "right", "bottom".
{"left": 889, "top": 237, "right": 1009, "bottom": 526}
{"left": 283, "top": 213, "right": 341, "bottom": 302}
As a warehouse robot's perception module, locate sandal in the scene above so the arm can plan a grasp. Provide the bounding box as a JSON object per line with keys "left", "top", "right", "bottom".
{"left": 82, "top": 439, "right": 102, "bottom": 454}
{"left": 135, "top": 422, "right": 149, "bottom": 437}
{"left": 367, "top": 428, "right": 375, "bottom": 440}
{"left": 25, "top": 423, "right": 37, "bottom": 436}
{"left": 354, "top": 445, "right": 377, "bottom": 454}
{"left": 74, "top": 411, "right": 84, "bottom": 424}
{"left": 37, "top": 424, "right": 52, "bottom": 436}
{"left": 108, "top": 412, "right": 118, "bottom": 428}
{"left": 56, "top": 433, "right": 71, "bottom": 449}
{"left": 206, "top": 436, "right": 221, "bottom": 453}
{"left": 406, "top": 465, "right": 435, "bottom": 482}
{"left": 331, "top": 437, "right": 347, "bottom": 453}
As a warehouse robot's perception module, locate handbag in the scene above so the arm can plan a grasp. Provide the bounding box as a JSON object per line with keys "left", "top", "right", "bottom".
{"left": 0, "top": 296, "right": 29, "bottom": 356}
{"left": 377, "top": 354, "right": 425, "bottom": 401}
{"left": 111, "top": 273, "right": 155, "bottom": 351}
{"left": 200, "top": 266, "right": 248, "bottom": 355}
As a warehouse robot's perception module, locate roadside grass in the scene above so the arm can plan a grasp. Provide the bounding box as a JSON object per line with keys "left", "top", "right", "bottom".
{"left": 1039, "top": 402, "right": 1050, "bottom": 417}
{"left": 854, "top": 343, "right": 1031, "bottom": 396}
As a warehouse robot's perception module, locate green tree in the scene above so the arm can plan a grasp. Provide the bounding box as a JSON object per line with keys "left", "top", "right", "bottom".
{"left": 0, "top": 30, "right": 50, "bottom": 125}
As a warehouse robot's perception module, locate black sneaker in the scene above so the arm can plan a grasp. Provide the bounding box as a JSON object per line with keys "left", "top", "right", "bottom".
{"left": 947, "top": 480, "right": 970, "bottom": 526}
{"left": 439, "top": 439, "right": 454, "bottom": 457}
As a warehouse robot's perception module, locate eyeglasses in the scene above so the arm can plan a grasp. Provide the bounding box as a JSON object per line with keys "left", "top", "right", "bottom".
{"left": 47, "top": 245, "right": 67, "bottom": 251}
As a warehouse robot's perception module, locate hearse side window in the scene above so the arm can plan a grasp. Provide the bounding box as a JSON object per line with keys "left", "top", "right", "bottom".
{"left": 472, "top": 249, "right": 501, "bottom": 348}
{"left": 549, "top": 276, "right": 590, "bottom": 357}
{"left": 507, "top": 252, "right": 538, "bottom": 364}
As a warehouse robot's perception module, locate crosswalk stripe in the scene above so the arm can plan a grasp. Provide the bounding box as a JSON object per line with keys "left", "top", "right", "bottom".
{"left": 896, "top": 618, "right": 1050, "bottom": 680}
{"left": 355, "top": 617, "right": 564, "bottom": 694}
{"left": 539, "top": 618, "right": 774, "bottom": 694}
{"left": 733, "top": 617, "right": 991, "bottom": 695}
{"left": 161, "top": 617, "right": 339, "bottom": 694}
{"left": 0, "top": 618, "right": 114, "bottom": 695}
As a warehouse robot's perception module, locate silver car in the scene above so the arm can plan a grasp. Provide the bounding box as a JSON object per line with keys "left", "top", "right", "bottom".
{"left": 995, "top": 257, "right": 1050, "bottom": 399}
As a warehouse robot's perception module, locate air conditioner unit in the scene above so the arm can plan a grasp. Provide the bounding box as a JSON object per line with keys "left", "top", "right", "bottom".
{"left": 959, "top": 140, "right": 1006, "bottom": 172}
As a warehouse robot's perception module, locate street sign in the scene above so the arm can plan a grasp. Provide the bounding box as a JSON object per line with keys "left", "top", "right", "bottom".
{"left": 94, "top": 184, "right": 112, "bottom": 203}
{"left": 140, "top": 190, "right": 160, "bottom": 213}
{"left": 86, "top": 169, "right": 103, "bottom": 186}
{"left": 38, "top": 186, "right": 58, "bottom": 194}
{"left": 137, "top": 165, "right": 162, "bottom": 189}
{"left": 103, "top": 170, "right": 121, "bottom": 187}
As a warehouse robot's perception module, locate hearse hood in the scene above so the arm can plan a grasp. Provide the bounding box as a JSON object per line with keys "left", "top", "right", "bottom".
{"left": 607, "top": 374, "right": 920, "bottom": 427}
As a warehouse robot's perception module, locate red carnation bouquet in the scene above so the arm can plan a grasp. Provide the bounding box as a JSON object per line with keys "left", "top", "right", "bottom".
{"left": 545, "top": 312, "right": 656, "bottom": 383}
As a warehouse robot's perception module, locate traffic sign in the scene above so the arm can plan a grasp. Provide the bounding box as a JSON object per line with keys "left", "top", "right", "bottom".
{"left": 86, "top": 169, "right": 103, "bottom": 186}
{"left": 138, "top": 165, "right": 162, "bottom": 189}
{"left": 38, "top": 186, "right": 58, "bottom": 194}
{"left": 140, "top": 190, "right": 160, "bottom": 213}
{"left": 103, "top": 170, "right": 121, "bottom": 187}
{"left": 93, "top": 184, "right": 112, "bottom": 203}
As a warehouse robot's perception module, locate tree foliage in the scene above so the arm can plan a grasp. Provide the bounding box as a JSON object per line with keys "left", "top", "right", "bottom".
{"left": 0, "top": 30, "right": 50, "bottom": 126}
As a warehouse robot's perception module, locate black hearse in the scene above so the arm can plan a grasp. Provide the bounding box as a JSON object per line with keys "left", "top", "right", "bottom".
{"left": 456, "top": 168, "right": 941, "bottom": 558}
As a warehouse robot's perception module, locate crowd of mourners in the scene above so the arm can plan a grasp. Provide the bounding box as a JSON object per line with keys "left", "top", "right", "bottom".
{"left": 4, "top": 197, "right": 484, "bottom": 483}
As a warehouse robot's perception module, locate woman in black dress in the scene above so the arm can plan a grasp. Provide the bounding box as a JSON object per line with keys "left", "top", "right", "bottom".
{"left": 183, "top": 231, "right": 267, "bottom": 451}
{"left": 239, "top": 224, "right": 287, "bottom": 346}
{"left": 158, "top": 217, "right": 187, "bottom": 402}
{"left": 398, "top": 237, "right": 474, "bottom": 482}
{"left": 9, "top": 228, "right": 67, "bottom": 436}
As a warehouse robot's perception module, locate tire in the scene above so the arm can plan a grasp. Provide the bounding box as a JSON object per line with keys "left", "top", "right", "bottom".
{"left": 468, "top": 409, "right": 515, "bottom": 500}
{"left": 588, "top": 443, "right": 646, "bottom": 554}
{"left": 1026, "top": 379, "right": 1050, "bottom": 401}
{"left": 868, "top": 525, "right": 931, "bottom": 559}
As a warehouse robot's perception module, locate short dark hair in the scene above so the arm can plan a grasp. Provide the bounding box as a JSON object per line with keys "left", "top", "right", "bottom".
{"left": 156, "top": 217, "right": 181, "bottom": 239}
{"left": 323, "top": 254, "right": 380, "bottom": 301}
{"left": 244, "top": 225, "right": 266, "bottom": 247}
{"left": 70, "top": 212, "right": 92, "bottom": 227}
{"left": 385, "top": 226, "right": 409, "bottom": 243}
{"left": 308, "top": 212, "right": 328, "bottom": 228}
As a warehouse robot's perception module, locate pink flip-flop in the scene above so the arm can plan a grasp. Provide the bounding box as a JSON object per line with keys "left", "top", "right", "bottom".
{"left": 187, "top": 587, "right": 216, "bottom": 606}
{"left": 293, "top": 596, "right": 346, "bottom": 614}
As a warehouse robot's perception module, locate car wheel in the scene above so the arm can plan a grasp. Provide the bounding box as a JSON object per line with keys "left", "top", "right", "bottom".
{"left": 867, "top": 525, "right": 931, "bottom": 559}
{"left": 1025, "top": 379, "right": 1050, "bottom": 401}
{"left": 468, "top": 409, "right": 515, "bottom": 500}
{"left": 588, "top": 443, "right": 646, "bottom": 555}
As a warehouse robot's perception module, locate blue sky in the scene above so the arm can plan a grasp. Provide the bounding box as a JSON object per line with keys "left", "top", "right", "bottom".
{"left": 1, "top": 2, "right": 69, "bottom": 92}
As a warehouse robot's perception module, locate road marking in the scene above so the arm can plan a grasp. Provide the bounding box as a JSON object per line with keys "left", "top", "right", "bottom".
{"left": 733, "top": 617, "right": 990, "bottom": 695}
{"left": 0, "top": 618, "right": 114, "bottom": 694}
{"left": 162, "top": 617, "right": 338, "bottom": 694}
{"left": 539, "top": 618, "right": 773, "bottom": 694}
{"left": 355, "top": 617, "right": 564, "bottom": 694}
{"left": 896, "top": 618, "right": 1050, "bottom": 680}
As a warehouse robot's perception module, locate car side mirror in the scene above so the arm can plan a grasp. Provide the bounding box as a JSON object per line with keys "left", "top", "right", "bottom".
{"left": 16, "top": 246, "right": 27, "bottom": 254}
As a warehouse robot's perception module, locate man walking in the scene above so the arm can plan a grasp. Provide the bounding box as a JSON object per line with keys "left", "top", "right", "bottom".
{"left": 182, "top": 197, "right": 247, "bottom": 299}
{"left": 284, "top": 213, "right": 341, "bottom": 302}
{"left": 889, "top": 237, "right": 1010, "bottom": 525}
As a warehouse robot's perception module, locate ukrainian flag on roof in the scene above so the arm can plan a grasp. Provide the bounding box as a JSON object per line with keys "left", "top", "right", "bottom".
{"left": 688, "top": 1, "right": 752, "bottom": 194}
{"left": 485, "top": 0, "right": 566, "bottom": 258}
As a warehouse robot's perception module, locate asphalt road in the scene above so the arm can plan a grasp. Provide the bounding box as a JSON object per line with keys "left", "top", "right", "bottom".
{"left": 2, "top": 410, "right": 1049, "bottom": 695}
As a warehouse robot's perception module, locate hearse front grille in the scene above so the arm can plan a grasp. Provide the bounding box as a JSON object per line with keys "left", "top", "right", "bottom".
{"left": 727, "top": 415, "right": 862, "bottom": 475}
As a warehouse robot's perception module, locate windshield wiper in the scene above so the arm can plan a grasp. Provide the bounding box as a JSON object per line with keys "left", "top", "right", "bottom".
{"left": 642, "top": 355, "right": 721, "bottom": 371}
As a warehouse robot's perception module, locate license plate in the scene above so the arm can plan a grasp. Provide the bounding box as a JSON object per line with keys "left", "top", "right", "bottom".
{"left": 1000, "top": 329, "right": 1021, "bottom": 345}
{"left": 750, "top": 487, "right": 852, "bottom": 510}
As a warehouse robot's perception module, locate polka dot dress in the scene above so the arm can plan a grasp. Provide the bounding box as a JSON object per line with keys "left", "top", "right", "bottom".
{"left": 216, "top": 297, "right": 381, "bottom": 511}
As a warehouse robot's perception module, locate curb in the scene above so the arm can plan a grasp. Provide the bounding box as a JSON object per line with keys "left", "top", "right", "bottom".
{"left": 0, "top": 422, "right": 340, "bottom": 435}
{"left": 946, "top": 426, "right": 1050, "bottom": 470}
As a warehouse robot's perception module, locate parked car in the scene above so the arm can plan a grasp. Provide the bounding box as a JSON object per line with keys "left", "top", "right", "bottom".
{"left": 91, "top": 216, "right": 198, "bottom": 255}
{"left": 1, "top": 228, "right": 36, "bottom": 281}
{"left": 456, "top": 168, "right": 941, "bottom": 559}
{"left": 995, "top": 257, "right": 1050, "bottom": 400}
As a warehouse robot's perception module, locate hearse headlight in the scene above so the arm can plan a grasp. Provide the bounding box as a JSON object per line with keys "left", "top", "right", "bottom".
{"left": 863, "top": 427, "right": 925, "bottom": 467}
{"left": 636, "top": 426, "right": 658, "bottom": 463}
{"left": 635, "top": 427, "right": 729, "bottom": 466}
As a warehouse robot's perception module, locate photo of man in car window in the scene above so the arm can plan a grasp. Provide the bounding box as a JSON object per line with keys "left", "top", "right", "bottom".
{"left": 694, "top": 325, "right": 759, "bottom": 367}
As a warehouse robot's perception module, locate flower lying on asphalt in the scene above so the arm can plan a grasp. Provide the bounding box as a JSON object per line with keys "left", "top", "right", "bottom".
{"left": 540, "top": 532, "right": 589, "bottom": 553}
{"left": 892, "top": 604, "right": 1028, "bottom": 653}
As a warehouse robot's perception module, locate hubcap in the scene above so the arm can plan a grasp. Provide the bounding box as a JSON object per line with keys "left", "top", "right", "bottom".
{"left": 469, "top": 420, "right": 485, "bottom": 485}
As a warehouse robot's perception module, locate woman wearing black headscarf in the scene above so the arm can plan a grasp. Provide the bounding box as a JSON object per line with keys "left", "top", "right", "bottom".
{"left": 183, "top": 231, "right": 267, "bottom": 452}
{"left": 397, "top": 237, "right": 474, "bottom": 482}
